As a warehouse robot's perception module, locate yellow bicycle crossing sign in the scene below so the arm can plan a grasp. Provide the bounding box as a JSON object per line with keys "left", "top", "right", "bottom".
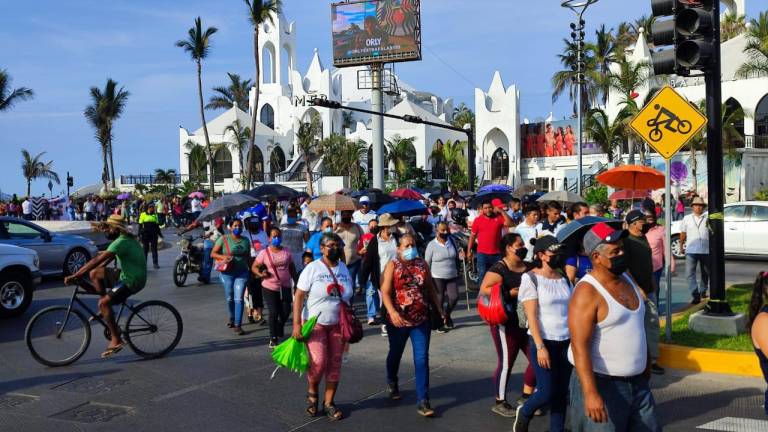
{"left": 629, "top": 86, "right": 707, "bottom": 160}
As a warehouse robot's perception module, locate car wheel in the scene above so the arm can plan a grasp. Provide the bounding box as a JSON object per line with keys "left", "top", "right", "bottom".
{"left": 0, "top": 270, "right": 33, "bottom": 318}
{"left": 64, "top": 248, "right": 90, "bottom": 276}
{"left": 671, "top": 235, "right": 685, "bottom": 260}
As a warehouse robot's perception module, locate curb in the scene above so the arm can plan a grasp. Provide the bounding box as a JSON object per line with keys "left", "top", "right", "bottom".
{"left": 658, "top": 343, "right": 761, "bottom": 377}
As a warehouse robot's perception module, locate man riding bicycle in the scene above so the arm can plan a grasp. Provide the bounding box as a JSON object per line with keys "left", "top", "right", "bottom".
{"left": 63, "top": 214, "right": 147, "bottom": 358}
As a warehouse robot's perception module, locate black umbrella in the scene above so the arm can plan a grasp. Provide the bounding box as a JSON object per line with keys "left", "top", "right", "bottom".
{"left": 556, "top": 216, "right": 624, "bottom": 253}
{"left": 196, "top": 193, "right": 261, "bottom": 223}
{"left": 245, "top": 184, "right": 308, "bottom": 201}
{"left": 353, "top": 188, "right": 393, "bottom": 211}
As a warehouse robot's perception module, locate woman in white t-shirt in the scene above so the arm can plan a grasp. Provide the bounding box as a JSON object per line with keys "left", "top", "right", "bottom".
{"left": 515, "top": 236, "right": 573, "bottom": 432}
{"left": 293, "top": 233, "right": 353, "bottom": 421}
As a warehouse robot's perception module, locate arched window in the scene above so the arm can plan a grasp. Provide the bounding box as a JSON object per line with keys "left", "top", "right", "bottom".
{"left": 757, "top": 94, "right": 768, "bottom": 148}
{"left": 724, "top": 97, "right": 745, "bottom": 147}
{"left": 262, "top": 42, "right": 276, "bottom": 84}
{"left": 260, "top": 104, "right": 275, "bottom": 129}
{"left": 491, "top": 147, "right": 509, "bottom": 181}
{"left": 282, "top": 45, "right": 292, "bottom": 86}
{"left": 213, "top": 147, "right": 233, "bottom": 183}
{"left": 250, "top": 146, "right": 265, "bottom": 182}
{"left": 431, "top": 140, "right": 446, "bottom": 179}
{"left": 270, "top": 146, "right": 286, "bottom": 174}
{"left": 302, "top": 108, "right": 323, "bottom": 139}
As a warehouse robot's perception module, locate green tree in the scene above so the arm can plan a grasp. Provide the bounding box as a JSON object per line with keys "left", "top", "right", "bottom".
{"left": 296, "top": 114, "right": 322, "bottom": 196}
{"left": 589, "top": 24, "right": 617, "bottom": 105}
{"left": 607, "top": 58, "right": 651, "bottom": 164}
{"left": 205, "top": 72, "right": 253, "bottom": 110}
{"left": 21, "top": 150, "right": 60, "bottom": 197}
{"left": 585, "top": 108, "right": 628, "bottom": 163}
{"left": 184, "top": 140, "right": 209, "bottom": 185}
{"left": 134, "top": 183, "right": 148, "bottom": 195}
{"left": 154, "top": 168, "right": 177, "bottom": 185}
{"left": 551, "top": 38, "right": 599, "bottom": 117}
{"left": 321, "top": 134, "right": 367, "bottom": 190}
{"left": 223, "top": 120, "right": 250, "bottom": 184}
{"left": 736, "top": 11, "right": 768, "bottom": 78}
{"left": 83, "top": 79, "right": 129, "bottom": 189}
{"left": 243, "top": 0, "right": 282, "bottom": 188}
{"left": 385, "top": 135, "right": 417, "bottom": 188}
{"left": 176, "top": 16, "right": 218, "bottom": 196}
{"left": 721, "top": 12, "right": 747, "bottom": 42}
{"left": 452, "top": 103, "right": 475, "bottom": 130}
{"left": 614, "top": 21, "right": 636, "bottom": 57}
{"left": 0, "top": 69, "right": 34, "bottom": 112}
{"left": 429, "top": 139, "right": 468, "bottom": 189}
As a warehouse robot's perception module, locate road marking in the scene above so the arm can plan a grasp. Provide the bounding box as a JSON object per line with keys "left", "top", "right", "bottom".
{"left": 151, "top": 371, "right": 250, "bottom": 402}
{"left": 697, "top": 417, "right": 768, "bottom": 431}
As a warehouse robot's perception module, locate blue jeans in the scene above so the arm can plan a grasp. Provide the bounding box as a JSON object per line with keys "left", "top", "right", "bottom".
{"left": 365, "top": 281, "right": 380, "bottom": 319}
{"left": 652, "top": 269, "right": 663, "bottom": 309}
{"left": 347, "top": 259, "right": 361, "bottom": 292}
{"left": 200, "top": 239, "right": 214, "bottom": 283}
{"left": 386, "top": 321, "right": 431, "bottom": 403}
{"left": 521, "top": 338, "right": 572, "bottom": 432}
{"left": 476, "top": 253, "right": 500, "bottom": 287}
{"left": 685, "top": 253, "right": 709, "bottom": 295}
{"left": 219, "top": 270, "right": 248, "bottom": 326}
{"left": 569, "top": 372, "right": 661, "bottom": 431}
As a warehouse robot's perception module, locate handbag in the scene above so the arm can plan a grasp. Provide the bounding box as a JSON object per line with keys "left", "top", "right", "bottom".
{"left": 215, "top": 235, "right": 233, "bottom": 273}
{"left": 320, "top": 260, "right": 363, "bottom": 344}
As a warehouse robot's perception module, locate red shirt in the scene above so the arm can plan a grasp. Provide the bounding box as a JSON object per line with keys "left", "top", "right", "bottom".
{"left": 472, "top": 213, "right": 505, "bottom": 255}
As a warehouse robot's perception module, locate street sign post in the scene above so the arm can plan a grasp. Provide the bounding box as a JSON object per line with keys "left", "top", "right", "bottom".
{"left": 630, "top": 85, "right": 708, "bottom": 342}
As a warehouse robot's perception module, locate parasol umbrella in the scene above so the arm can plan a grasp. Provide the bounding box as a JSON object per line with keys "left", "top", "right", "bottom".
{"left": 195, "top": 193, "right": 260, "bottom": 223}
{"left": 116, "top": 192, "right": 132, "bottom": 200}
{"left": 188, "top": 191, "right": 205, "bottom": 199}
{"left": 377, "top": 199, "right": 427, "bottom": 217}
{"left": 478, "top": 184, "right": 513, "bottom": 194}
{"left": 596, "top": 165, "right": 665, "bottom": 191}
{"left": 556, "top": 216, "right": 624, "bottom": 253}
{"left": 245, "top": 184, "right": 307, "bottom": 201}
{"left": 271, "top": 315, "right": 319, "bottom": 378}
{"left": 512, "top": 184, "right": 537, "bottom": 198}
{"left": 536, "top": 190, "right": 583, "bottom": 204}
{"left": 308, "top": 194, "right": 357, "bottom": 213}
{"left": 389, "top": 188, "right": 424, "bottom": 200}
{"left": 468, "top": 191, "right": 513, "bottom": 209}
{"left": 609, "top": 189, "right": 651, "bottom": 201}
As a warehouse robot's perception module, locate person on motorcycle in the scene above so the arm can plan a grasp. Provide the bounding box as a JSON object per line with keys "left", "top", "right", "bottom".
{"left": 63, "top": 215, "right": 147, "bottom": 358}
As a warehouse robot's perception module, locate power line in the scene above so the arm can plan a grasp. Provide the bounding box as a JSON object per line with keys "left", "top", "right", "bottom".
{"left": 424, "top": 45, "right": 478, "bottom": 90}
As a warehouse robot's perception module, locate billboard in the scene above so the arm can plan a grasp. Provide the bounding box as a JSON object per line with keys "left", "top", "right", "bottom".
{"left": 520, "top": 119, "right": 603, "bottom": 159}
{"left": 332, "top": 0, "right": 421, "bottom": 67}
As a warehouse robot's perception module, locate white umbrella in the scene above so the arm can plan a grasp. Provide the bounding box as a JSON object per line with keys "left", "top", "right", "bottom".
{"left": 536, "top": 190, "right": 583, "bottom": 204}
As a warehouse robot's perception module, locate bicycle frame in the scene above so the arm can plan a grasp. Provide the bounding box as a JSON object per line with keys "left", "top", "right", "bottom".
{"left": 56, "top": 284, "right": 154, "bottom": 339}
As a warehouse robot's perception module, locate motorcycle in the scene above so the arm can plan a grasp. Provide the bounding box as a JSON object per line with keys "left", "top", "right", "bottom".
{"left": 450, "top": 230, "right": 479, "bottom": 288}
{"left": 173, "top": 234, "right": 204, "bottom": 287}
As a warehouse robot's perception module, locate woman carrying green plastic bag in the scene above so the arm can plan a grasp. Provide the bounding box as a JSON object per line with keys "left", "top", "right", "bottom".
{"left": 271, "top": 315, "right": 319, "bottom": 377}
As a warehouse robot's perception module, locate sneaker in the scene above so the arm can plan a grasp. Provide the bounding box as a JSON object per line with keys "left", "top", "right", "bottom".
{"left": 651, "top": 363, "right": 665, "bottom": 375}
{"left": 268, "top": 338, "right": 278, "bottom": 349}
{"left": 342, "top": 353, "right": 350, "bottom": 364}
{"left": 388, "top": 382, "right": 401, "bottom": 400}
{"left": 234, "top": 326, "right": 245, "bottom": 336}
{"left": 417, "top": 401, "right": 434, "bottom": 417}
{"left": 445, "top": 316, "right": 455, "bottom": 329}
{"left": 691, "top": 293, "right": 701, "bottom": 305}
{"left": 381, "top": 325, "right": 388, "bottom": 337}
{"left": 153, "top": 263, "right": 160, "bottom": 269}
{"left": 512, "top": 405, "right": 530, "bottom": 432}
{"left": 491, "top": 400, "right": 517, "bottom": 418}
{"left": 367, "top": 318, "right": 377, "bottom": 326}
{"left": 701, "top": 291, "right": 709, "bottom": 299}
{"left": 436, "top": 326, "right": 448, "bottom": 334}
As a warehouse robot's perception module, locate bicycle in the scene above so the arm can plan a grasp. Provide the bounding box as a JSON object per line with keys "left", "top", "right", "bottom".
{"left": 646, "top": 104, "right": 692, "bottom": 142}
{"left": 24, "top": 278, "right": 183, "bottom": 367}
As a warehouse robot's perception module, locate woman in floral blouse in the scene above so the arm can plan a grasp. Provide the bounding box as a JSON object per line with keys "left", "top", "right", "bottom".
{"left": 381, "top": 233, "right": 446, "bottom": 418}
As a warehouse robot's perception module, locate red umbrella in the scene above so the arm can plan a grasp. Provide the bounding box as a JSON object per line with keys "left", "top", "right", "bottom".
{"left": 609, "top": 189, "right": 651, "bottom": 201}
{"left": 389, "top": 188, "right": 423, "bottom": 200}
{"left": 596, "top": 165, "right": 665, "bottom": 190}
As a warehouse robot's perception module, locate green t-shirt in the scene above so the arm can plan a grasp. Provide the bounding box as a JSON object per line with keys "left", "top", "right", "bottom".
{"left": 215, "top": 234, "right": 251, "bottom": 274}
{"left": 623, "top": 233, "right": 654, "bottom": 295}
{"left": 107, "top": 234, "right": 147, "bottom": 292}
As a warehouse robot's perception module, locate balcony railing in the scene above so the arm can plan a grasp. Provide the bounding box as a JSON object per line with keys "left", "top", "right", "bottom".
{"left": 745, "top": 135, "right": 768, "bottom": 149}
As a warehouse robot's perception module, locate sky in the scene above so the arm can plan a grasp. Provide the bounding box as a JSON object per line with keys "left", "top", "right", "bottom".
{"left": 1, "top": 0, "right": 760, "bottom": 197}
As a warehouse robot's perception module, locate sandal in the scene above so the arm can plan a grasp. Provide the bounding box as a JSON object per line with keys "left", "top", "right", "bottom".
{"left": 306, "top": 393, "right": 319, "bottom": 417}
{"left": 100, "top": 343, "right": 124, "bottom": 358}
{"left": 227, "top": 320, "right": 234, "bottom": 328}
{"left": 324, "top": 402, "right": 343, "bottom": 421}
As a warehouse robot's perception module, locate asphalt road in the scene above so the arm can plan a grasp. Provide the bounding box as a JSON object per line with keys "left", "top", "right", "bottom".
{"left": 0, "top": 231, "right": 766, "bottom": 431}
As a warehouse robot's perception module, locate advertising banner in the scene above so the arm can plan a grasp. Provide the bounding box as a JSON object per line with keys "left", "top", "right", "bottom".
{"left": 520, "top": 119, "right": 603, "bottom": 159}
{"left": 332, "top": 0, "right": 421, "bottom": 67}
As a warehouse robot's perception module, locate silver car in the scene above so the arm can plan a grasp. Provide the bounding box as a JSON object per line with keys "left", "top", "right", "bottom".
{"left": 0, "top": 217, "right": 99, "bottom": 277}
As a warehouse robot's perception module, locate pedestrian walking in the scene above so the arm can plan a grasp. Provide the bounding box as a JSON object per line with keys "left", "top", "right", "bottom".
{"left": 22, "top": 197, "right": 33, "bottom": 220}
{"left": 293, "top": 232, "right": 353, "bottom": 421}
{"left": 381, "top": 233, "right": 446, "bottom": 417}
{"left": 567, "top": 222, "right": 661, "bottom": 431}
{"left": 680, "top": 196, "right": 709, "bottom": 304}
{"left": 210, "top": 219, "right": 252, "bottom": 335}
{"left": 353, "top": 196, "right": 377, "bottom": 233}
{"left": 514, "top": 236, "right": 572, "bottom": 432}
{"left": 538, "top": 201, "right": 567, "bottom": 236}
{"left": 281, "top": 207, "right": 310, "bottom": 271}
{"left": 307, "top": 217, "right": 334, "bottom": 260}
{"left": 748, "top": 271, "right": 768, "bottom": 416}
{"left": 425, "top": 221, "right": 463, "bottom": 332}
{"left": 569, "top": 202, "right": 589, "bottom": 221}
{"left": 138, "top": 203, "right": 163, "bottom": 269}
{"left": 360, "top": 214, "right": 399, "bottom": 335}
{"left": 467, "top": 198, "right": 514, "bottom": 286}
{"left": 644, "top": 211, "right": 675, "bottom": 304}
{"left": 244, "top": 215, "right": 267, "bottom": 324}
{"left": 479, "top": 233, "right": 536, "bottom": 418}
{"left": 514, "top": 206, "right": 541, "bottom": 262}
{"left": 335, "top": 210, "right": 364, "bottom": 295}
{"left": 675, "top": 195, "right": 685, "bottom": 221}
{"left": 357, "top": 219, "right": 380, "bottom": 325}
{"left": 565, "top": 244, "right": 593, "bottom": 286}
{"left": 254, "top": 227, "right": 297, "bottom": 348}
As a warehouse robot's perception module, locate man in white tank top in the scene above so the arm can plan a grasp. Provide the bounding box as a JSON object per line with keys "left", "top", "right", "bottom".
{"left": 567, "top": 223, "right": 661, "bottom": 432}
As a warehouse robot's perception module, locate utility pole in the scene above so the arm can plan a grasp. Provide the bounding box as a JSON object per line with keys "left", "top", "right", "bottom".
{"left": 371, "top": 64, "right": 385, "bottom": 190}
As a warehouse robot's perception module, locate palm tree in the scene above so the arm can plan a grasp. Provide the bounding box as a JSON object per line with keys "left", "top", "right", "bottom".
{"left": 721, "top": 12, "right": 747, "bottom": 42}
{"left": 632, "top": 15, "right": 655, "bottom": 46}
{"left": 154, "top": 168, "right": 177, "bottom": 185}
{"left": 385, "top": 135, "right": 417, "bottom": 187}
{"left": 134, "top": 183, "right": 148, "bottom": 195}
{"left": 84, "top": 93, "right": 112, "bottom": 191}
{"left": 176, "top": 17, "right": 218, "bottom": 196}
{"left": 614, "top": 22, "right": 635, "bottom": 57}
{"left": 0, "top": 69, "right": 34, "bottom": 112}
{"left": 607, "top": 59, "right": 651, "bottom": 164}
{"left": 429, "top": 139, "right": 467, "bottom": 188}
{"left": 321, "top": 135, "right": 367, "bottom": 190}
{"left": 585, "top": 108, "right": 628, "bottom": 163}
{"left": 736, "top": 12, "right": 768, "bottom": 79}
{"left": 551, "top": 38, "right": 599, "bottom": 117}
{"left": 452, "top": 103, "right": 475, "bottom": 129}
{"left": 243, "top": 0, "right": 282, "bottom": 188}
{"left": 341, "top": 111, "right": 355, "bottom": 131}
{"left": 223, "top": 120, "right": 250, "bottom": 183}
{"left": 295, "top": 114, "right": 322, "bottom": 196}
{"left": 589, "top": 24, "right": 617, "bottom": 105}
{"left": 21, "top": 150, "right": 60, "bottom": 197}
{"left": 84, "top": 79, "right": 129, "bottom": 189}
{"left": 184, "top": 140, "right": 209, "bottom": 185}
{"left": 205, "top": 72, "right": 253, "bottom": 111}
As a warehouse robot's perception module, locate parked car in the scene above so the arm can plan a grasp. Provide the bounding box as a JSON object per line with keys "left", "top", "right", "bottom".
{"left": 0, "top": 243, "right": 41, "bottom": 318}
{"left": 0, "top": 217, "right": 99, "bottom": 276}
{"left": 671, "top": 201, "right": 768, "bottom": 259}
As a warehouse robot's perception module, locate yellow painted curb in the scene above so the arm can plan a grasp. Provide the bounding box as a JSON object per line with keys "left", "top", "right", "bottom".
{"left": 658, "top": 343, "right": 762, "bottom": 377}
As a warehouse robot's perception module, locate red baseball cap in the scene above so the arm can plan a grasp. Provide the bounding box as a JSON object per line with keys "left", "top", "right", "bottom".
{"left": 491, "top": 198, "right": 505, "bottom": 208}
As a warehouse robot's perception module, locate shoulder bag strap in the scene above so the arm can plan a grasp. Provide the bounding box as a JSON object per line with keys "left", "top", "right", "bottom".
{"left": 320, "top": 259, "right": 346, "bottom": 304}
{"left": 223, "top": 235, "right": 231, "bottom": 255}
{"left": 265, "top": 247, "right": 283, "bottom": 286}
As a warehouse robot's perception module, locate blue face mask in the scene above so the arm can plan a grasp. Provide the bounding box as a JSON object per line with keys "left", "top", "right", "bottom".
{"left": 402, "top": 247, "right": 418, "bottom": 261}
{"left": 324, "top": 227, "right": 333, "bottom": 233}
{"left": 271, "top": 237, "right": 282, "bottom": 247}
{"left": 232, "top": 227, "right": 242, "bottom": 236}
{"left": 287, "top": 217, "right": 296, "bottom": 224}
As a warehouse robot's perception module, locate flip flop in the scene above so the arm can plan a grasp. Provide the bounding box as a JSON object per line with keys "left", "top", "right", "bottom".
{"left": 100, "top": 343, "right": 125, "bottom": 358}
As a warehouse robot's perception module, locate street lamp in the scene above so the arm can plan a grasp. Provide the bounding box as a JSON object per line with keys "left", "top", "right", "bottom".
{"left": 562, "top": 0, "right": 598, "bottom": 196}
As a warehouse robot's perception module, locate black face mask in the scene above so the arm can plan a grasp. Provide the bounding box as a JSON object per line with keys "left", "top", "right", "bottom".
{"left": 548, "top": 254, "right": 566, "bottom": 269}
{"left": 438, "top": 232, "right": 449, "bottom": 240}
{"left": 370, "top": 226, "right": 380, "bottom": 235}
{"left": 106, "top": 231, "right": 120, "bottom": 241}
{"left": 326, "top": 248, "right": 341, "bottom": 262}
{"left": 514, "top": 247, "right": 528, "bottom": 260}
{"left": 641, "top": 223, "right": 653, "bottom": 234}
{"left": 607, "top": 254, "right": 629, "bottom": 275}
{"left": 341, "top": 217, "right": 352, "bottom": 224}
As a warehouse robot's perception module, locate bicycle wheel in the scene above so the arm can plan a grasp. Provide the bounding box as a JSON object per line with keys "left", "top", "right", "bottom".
{"left": 678, "top": 119, "right": 692, "bottom": 134}
{"left": 25, "top": 306, "right": 91, "bottom": 367}
{"left": 649, "top": 128, "right": 663, "bottom": 142}
{"left": 124, "top": 300, "right": 183, "bottom": 359}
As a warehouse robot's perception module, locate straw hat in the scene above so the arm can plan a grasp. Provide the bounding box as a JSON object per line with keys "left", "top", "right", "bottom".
{"left": 691, "top": 196, "right": 707, "bottom": 207}
{"left": 93, "top": 214, "right": 130, "bottom": 233}
{"left": 377, "top": 213, "right": 399, "bottom": 227}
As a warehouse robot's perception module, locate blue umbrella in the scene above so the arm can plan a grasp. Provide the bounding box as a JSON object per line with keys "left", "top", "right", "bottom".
{"left": 377, "top": 200, "right": 427, "bottom": 217}
{"left": 478, "top": 184, "right": 513, "bottom": 194}
{"left": 468, "top": 190, "right": 513, "bottom": 209}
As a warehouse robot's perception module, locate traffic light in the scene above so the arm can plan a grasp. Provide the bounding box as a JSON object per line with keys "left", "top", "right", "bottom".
{"left": 67, "top": 175, "right": 73, "bottom": 188}
{"left": 650, "top": 0, "right": 715, "bottom": 76}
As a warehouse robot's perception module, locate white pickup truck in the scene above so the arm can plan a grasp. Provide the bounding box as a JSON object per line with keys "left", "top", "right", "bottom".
{"left": 0, "top": 243, "right": 42, "bottom": 318}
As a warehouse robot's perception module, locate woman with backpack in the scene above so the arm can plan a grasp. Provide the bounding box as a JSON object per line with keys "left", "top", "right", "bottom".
{"left": 253, "top": 227, "right": 297, "bottom": 349}
{"left": 479, "top": 233, "right": 536, "bottom": 418}
{"left": 425, "top": 221, "right": 464, "bottom": 332}
{"left": 514, "top": 236, "right": 573, "bottom": 432}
